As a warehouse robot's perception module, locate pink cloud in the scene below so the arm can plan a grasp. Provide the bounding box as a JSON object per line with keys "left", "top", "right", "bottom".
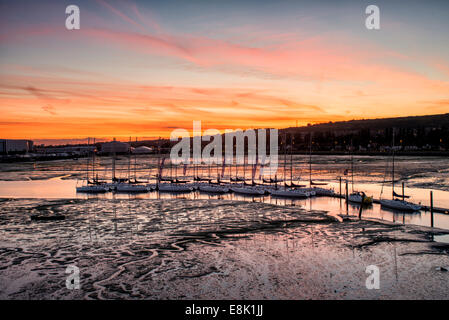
{"left": 96, "top": 0, "right": 146, "bottom": 33}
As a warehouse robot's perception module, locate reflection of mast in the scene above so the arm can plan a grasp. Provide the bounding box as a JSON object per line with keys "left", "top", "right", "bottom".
{"left": 112, "top": 137, "right": 116, "bottom": 182}
{"left": 351, "top": 139, "right": 354, "bottom": 193}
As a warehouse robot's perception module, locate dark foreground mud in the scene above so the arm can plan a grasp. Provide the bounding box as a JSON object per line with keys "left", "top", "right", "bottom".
{"left": 0, "top": 198, "right": 448, "bottom": 299}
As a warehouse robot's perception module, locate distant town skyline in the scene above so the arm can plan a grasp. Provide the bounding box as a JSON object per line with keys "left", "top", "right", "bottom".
{"left": 1, "top": 0, "right": 448, "bottom": 140}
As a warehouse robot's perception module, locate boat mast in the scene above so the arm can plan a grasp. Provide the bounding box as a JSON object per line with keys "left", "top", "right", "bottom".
{"left": 91, "top": 138, "right": 94, "bottom": 183}
{"left": 208, "top": 156, "right": 211, "bottom": 181}
{"left": 290, "top": 134, "right": 293, "bottom": 186}
{"left": 228, "top": 155, "right": 232, "bottom": 181}
{"left": 283, "top": 132, "right": 287, "bottom": 187}
{"left": 216, "top": 157, "right": 219, "bottom": 180}
{"left": 170, "top": 153, "right": 173, "bottom": 181}
{"left": 235, "top": 154, "right": 238, "bottom": 181}
{"left": 86, "top": 137, "right": 90, "bottom": 184}
{"left": 192, "top": 152, "right": 195, "bottom": 180}
{"left": 175, "top": 154, "right": 178, "bottom": 182}
{"left": 243, "top": 152, "right": 246, "bottom": 182}
{"left": 128, "top": 137, "right": 131, "bottom": 183}
{"left": 134, "top": 137, "right": 137, "bottom": 183}
{"left": 157, "top": 138, "right": 161, "bottom": 184}
{"left": 112, "top": 138, "right": 116, "bottom": 182}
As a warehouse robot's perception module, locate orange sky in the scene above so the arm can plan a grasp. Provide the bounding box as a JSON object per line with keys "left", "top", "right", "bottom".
{"left": 1, "top": 0, "right": 448, "bottom": 141}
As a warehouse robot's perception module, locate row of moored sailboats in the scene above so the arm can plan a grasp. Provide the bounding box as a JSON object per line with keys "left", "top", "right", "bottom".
{"left": 76, "top": 133, "right": 422, "bottom": 212}
{"left": 76, "top": 136, "right": 336, "bottom": 198}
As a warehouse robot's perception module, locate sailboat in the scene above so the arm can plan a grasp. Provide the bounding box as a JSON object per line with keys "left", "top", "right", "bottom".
{"left": 380, "top": 131, "right": 421, "bottom": 211}
{"left": 269, "top": 133, "right": 310, "bottom": 198}
{"left": 287, "top": 135, "right": 307, "bottom": 188}
{"left": 348, "top": 191, "right": 372, "bottom": 204}
{"left": 269, "top": 187, "right": 310, "bottom": 198}
{"left": 230, "top": 154, "right": 266, "bottom": 195}
{"left": 76, "top": 137, "right": 109, "bottom": 193}
{"left": 157, "top": 157, "right": 194, "bottom": 192}
{"left": 198, "top": 161, "right": 230, "bottom": 193}
{"left": 230, "top": 184, "right": 266, "bottom": 195}
{"left": 304, "top": 133, "right": 332, "bottom": 197}
{"left": 198, "top": 181, "right": 229, "bottom": 193}
{"left": 347, "top": 141, "right": 373, "bottom": 204}
{"left": 158, "top": 183, "right": 194, "bottom": 192}
{"left": 193, "top": 159, "right": 227, "bottom": 193}
{"left": 116, "top": 138, "right": 151, "bottom": 193}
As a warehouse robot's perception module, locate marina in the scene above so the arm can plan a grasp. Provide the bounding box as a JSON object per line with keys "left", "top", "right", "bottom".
{"left": 1, "top": 154, "right": 448, "bottom": 230}
{"left": 1, "top": 0, "right": 449, "bottom": 302}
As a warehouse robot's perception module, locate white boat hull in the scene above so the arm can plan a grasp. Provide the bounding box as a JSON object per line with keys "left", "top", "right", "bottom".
{"left": 116, "top": 184, "right": 150, "bottom": 193}
{"left": 76, "top": 185, "right": 109, "bottom": 193}
{"left": 380, "top": 199, "right": 421, "bottom": 211}
{"left": 310, "top": 187, "right": 334, "bottom": 196}
{"left": 270, "top": 188, "right": 309, "bottom": 198}
{"left": 231, "top": 186, "right": 265, "bottom": 195}
{"left": 198, "top": 184, "right": 229, "bottom": 193}
{"left": 158, "top": 184, "right": 193, "bottom": 192}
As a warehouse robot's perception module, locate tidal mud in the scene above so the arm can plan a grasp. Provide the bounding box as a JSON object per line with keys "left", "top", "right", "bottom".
{"left": 0, "top": 198, "right": 448, "bottom": 299}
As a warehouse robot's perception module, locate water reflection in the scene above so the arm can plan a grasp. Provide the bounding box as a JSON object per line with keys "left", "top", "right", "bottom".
{"left": 1, "top": 154, "right": 449, "bottom": 231}
{"left": 1, "top": 177, "right": 448, "bottom": 230}
{"left": 77, "top": 188, "right": 449, "bottom": 231}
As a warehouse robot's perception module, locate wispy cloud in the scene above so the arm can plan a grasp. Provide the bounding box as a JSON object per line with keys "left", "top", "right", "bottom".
{"left": 1, "top": 0, "right": 448, "bottom": 139}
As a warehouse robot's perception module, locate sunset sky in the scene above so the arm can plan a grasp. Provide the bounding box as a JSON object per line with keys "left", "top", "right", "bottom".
{"left": 1, "top": 0, "right": 448, "bottom": 143}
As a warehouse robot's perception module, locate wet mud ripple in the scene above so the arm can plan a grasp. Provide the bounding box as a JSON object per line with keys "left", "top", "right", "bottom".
{"left": 0, "top": 198, "right": 448, "bottom": 299}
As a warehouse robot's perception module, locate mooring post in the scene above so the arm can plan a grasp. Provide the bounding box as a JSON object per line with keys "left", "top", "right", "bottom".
{"left": 345, "top": 180, "right": 349, "bottom": 214}
{"left": 358, "top": 193, "right": 365, "bottom": 219}
{"left": 339, "top": 176, "right": 342, "bottom": 198}
{"left": 430, "top": 191, "right": 434, "bottom": 228}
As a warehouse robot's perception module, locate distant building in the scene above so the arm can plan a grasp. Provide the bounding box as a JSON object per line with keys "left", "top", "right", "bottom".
{"left": 35, "top": 145, "right": 95, "bottom": 155}
{"left": 0, "top": 139, "right": 33, "bottom": 154}
{"left": 100, "top": 140, "right": 130, "bottom": 154}
{"left": 132, "top": 146, "right": 154, "bottom": 154}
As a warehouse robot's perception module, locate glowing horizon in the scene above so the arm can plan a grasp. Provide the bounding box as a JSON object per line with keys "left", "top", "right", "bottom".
{"left": 1, "top": 0, "right": 448, "bottom": 141}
